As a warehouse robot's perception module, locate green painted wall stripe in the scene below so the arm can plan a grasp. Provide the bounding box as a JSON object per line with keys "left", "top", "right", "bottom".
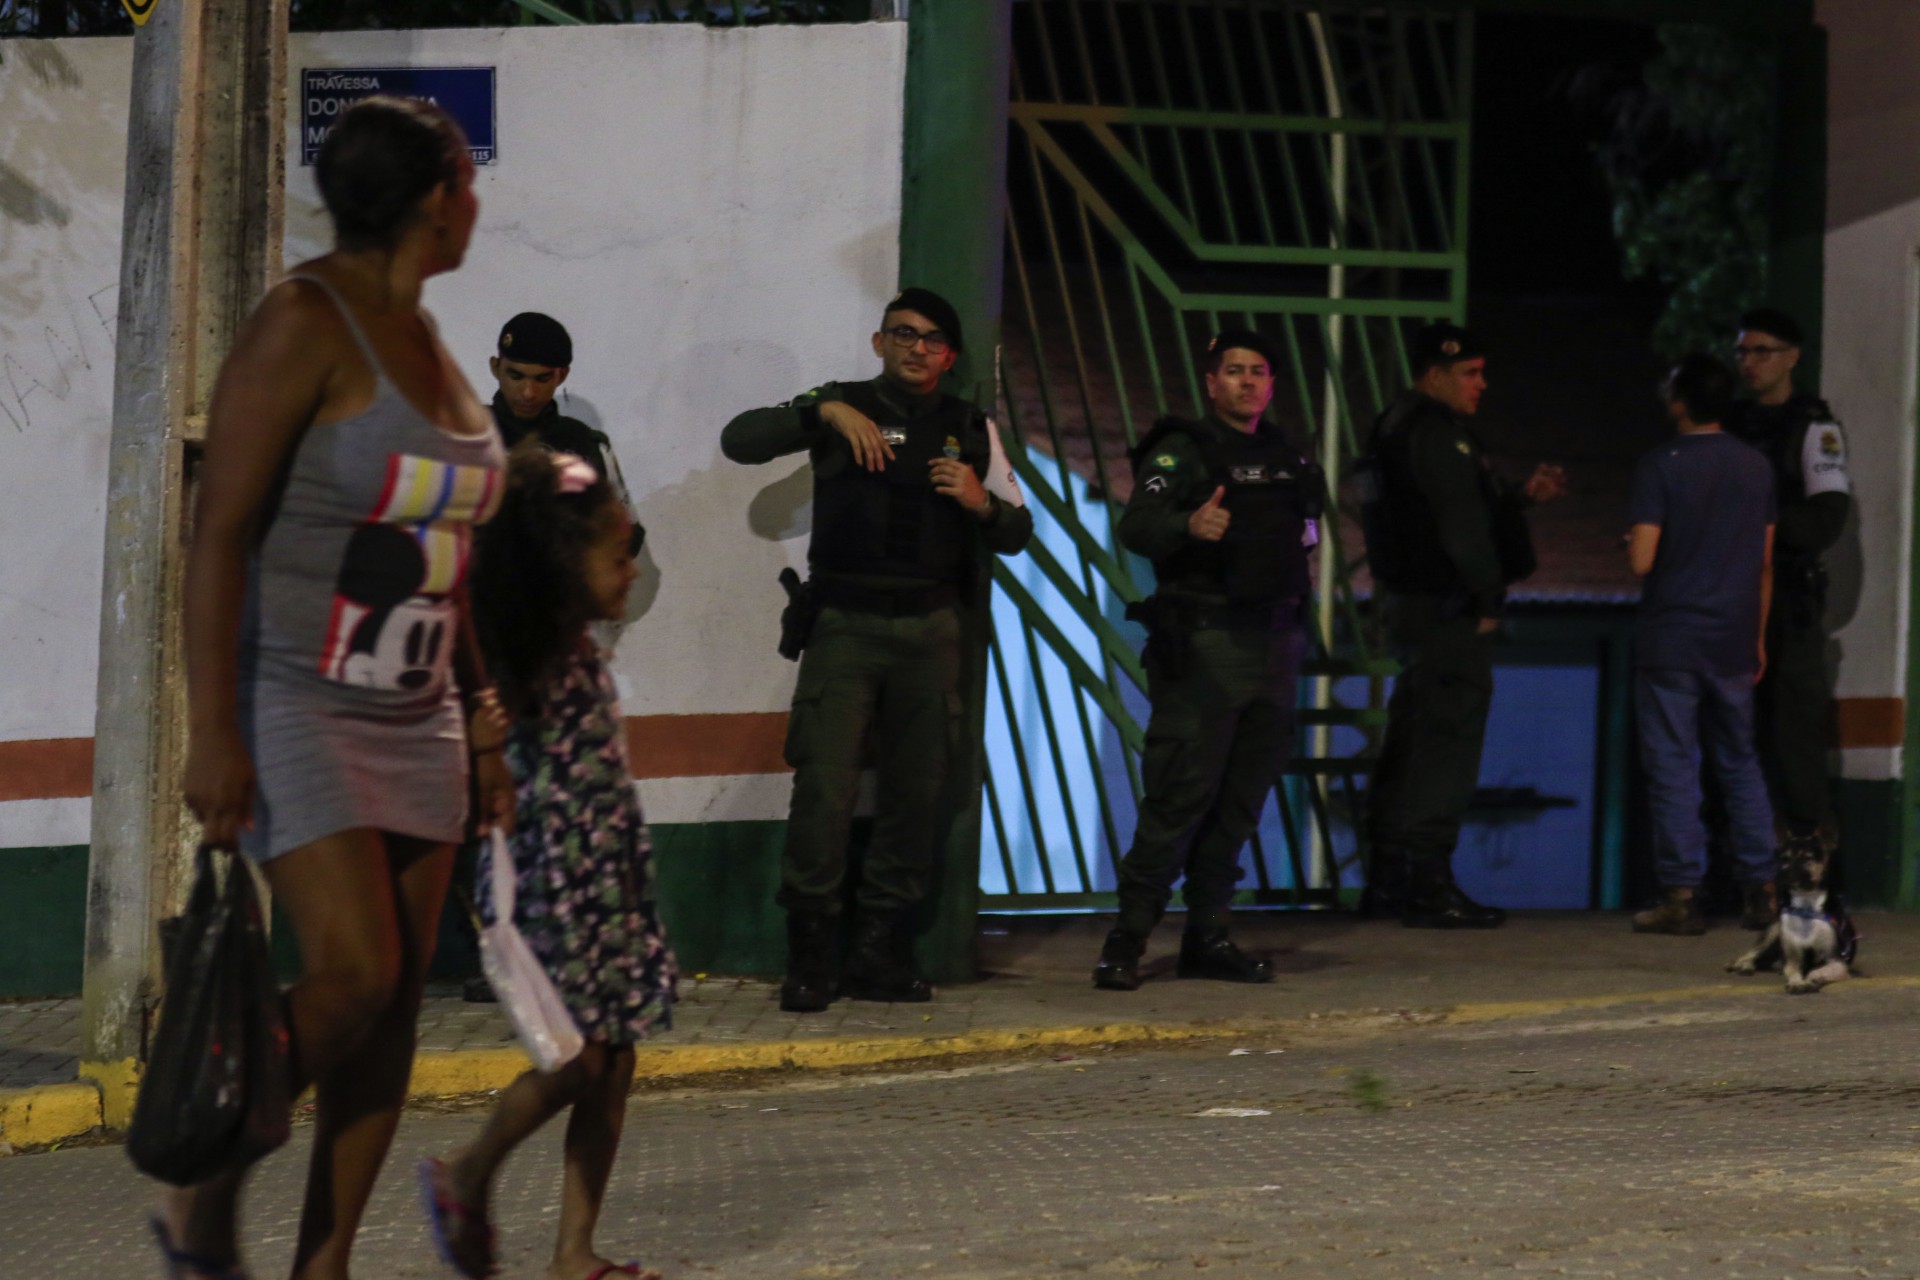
{"left": 0, "top": 845, "right": 87, "bottom": 998}
{"left": 0, "top": 822, "right": 798, "bottom": 998}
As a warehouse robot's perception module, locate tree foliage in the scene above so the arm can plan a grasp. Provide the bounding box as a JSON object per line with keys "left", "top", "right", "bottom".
{"left": 0, "top": 0, "right": 133, "bottom": 37}
{"left": 1574, "top": 25, "right": 1776, "bottom": 359}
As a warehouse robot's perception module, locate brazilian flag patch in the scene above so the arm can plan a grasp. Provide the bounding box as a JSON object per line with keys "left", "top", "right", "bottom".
{"left": 1153, "top": 453, "right": 1177, "bottom": 469}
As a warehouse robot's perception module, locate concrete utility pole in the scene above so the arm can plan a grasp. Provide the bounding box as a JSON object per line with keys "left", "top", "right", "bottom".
{"left": 81, "top": 0, "right": 288, "bottom": 1126}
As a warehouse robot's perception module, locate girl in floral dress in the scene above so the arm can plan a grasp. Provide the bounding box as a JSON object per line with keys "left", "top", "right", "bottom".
{"left": 421, "top": 444, "right": 677, "bottom": 1280}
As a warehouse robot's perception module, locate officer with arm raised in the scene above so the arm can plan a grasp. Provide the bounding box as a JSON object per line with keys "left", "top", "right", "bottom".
{"left": 722, "top": 288, "right": 1032, "bottom": 1013}
{"left": 1725, "top": 307, "right": 1852, "bottom": 914}
{"left": 1093, "top": 330, "right": 1320, "bottom": 991}
{"left": 1360, "top": 322, "right": 1564, "bottom": 929}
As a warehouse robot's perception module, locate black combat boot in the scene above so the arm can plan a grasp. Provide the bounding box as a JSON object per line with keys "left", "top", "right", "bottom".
{"left": 1359, "top": 846, "right": 1410, "bottom": 919}
{"left": 844, "top": 910, "right": 932, "bottom": 1003}
{"left": 1176, "top": 927, "right": 1274, "bottom": 983}
{"left": 1402, "top": 859, "right": 1505, "bottom": 929}
{"left": 1092, "top": 928, "right": 1146, "bottom": 991}
{"left": 779, "top": 910, "right": 840, "bottom": 1013}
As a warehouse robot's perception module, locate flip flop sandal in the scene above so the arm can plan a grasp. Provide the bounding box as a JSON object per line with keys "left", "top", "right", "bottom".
{"left": 583, "top": 1266, "right": 649, "bottom": 1280}
{"left": 416, "top": 1156, "right": 498, "bottom": 1278}
{"left": 149, "top": 1217, "right": 251, "bottom": 1280}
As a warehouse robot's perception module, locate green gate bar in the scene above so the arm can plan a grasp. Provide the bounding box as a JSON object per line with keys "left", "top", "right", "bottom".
{"left": 984, "top": 0, "right": 1473, "bottom": 911}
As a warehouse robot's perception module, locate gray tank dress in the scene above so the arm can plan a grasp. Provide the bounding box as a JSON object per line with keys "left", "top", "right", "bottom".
{"left": 238, "top": 275, "right": 505, "bottom": 861}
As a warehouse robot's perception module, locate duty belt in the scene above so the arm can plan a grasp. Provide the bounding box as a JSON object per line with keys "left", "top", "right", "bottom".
{"left": 813, "top": 578, "right": 960, "bottom": 617}
{"left": 1187, "top": 598, "right": 1303, "bottom": 631}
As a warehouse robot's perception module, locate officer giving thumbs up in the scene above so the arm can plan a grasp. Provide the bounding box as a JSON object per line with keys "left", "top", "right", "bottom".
{"left": 1189, "top": 486, "right": 1231, "bottom": 541}
{"left": 1095, "top": 331, "right": 1321, "bottom": 991}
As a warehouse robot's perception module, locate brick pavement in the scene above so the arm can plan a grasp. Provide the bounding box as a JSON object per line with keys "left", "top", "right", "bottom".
{"left": 8, "top": 975, "right": 1920, "bottom": 1277}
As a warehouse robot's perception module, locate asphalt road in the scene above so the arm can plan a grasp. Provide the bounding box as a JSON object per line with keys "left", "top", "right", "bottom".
{"left": 6, "top": 979, "right": 1919, "bottom": 1278}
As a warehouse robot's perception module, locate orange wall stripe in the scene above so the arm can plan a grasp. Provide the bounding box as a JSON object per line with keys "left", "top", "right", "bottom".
{"left": 625, "top": 712, "right": 792, "bottom": 779}
{"left": 0, "top": 699, "right": 1903, "bottom": 803}
{"left": 1834, "top": 697, "right": 1905, "bottom": 750}
{"left": 0, "top": 738, "right": 93, "bottom": 801}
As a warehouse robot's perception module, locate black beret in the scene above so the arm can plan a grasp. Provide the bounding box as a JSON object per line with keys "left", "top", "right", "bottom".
{"left": 1738, "top": 307, "right": 1804, "bottom": 347}
{"left": 1203, "top": 328, "right": 1279, "bottom": 371}
{"left": 1409, "top": 321, "right": 1486, "bottom": 374}
{"left": 497, "top": 312, "right": 572, "bottom": 368}
{"left": 885, "top": 287, "right": 964, "bottom": 354}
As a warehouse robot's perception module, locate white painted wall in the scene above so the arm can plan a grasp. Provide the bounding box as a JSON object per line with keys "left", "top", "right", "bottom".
{"left": 0, "top": 22, "right": 907, "bottom": 844}
{"left": 0, "top": 39, "right": 131, "bottom": 746}
{"left": 1820, "top": 204, "right": 1914, "bottom": 783}
{"left": 1817, "top": 1, "right": 1920, "bottom": 782}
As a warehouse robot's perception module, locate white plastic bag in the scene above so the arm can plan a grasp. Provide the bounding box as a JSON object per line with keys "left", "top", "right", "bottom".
{"left": 478, "top": 828, "right": 584, "bottom": 1074}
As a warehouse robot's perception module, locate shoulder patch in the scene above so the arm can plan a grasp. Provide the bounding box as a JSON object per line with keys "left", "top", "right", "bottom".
{"left": 1153, "top": 453, "right": 1178, "bottom": 469}
{"left": 1802, "top": 420, "right": 1852, "bottom": 498}
{"left": 1455, "top": 439, "right": 1472, "bottom": 456}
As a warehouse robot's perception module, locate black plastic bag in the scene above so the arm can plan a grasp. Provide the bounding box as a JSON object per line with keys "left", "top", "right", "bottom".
{"left": 127, "top": 845, "right": 291, "bottom": 1186}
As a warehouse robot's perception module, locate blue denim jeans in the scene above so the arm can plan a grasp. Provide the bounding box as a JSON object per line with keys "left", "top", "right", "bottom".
{"left": 1635, "top": 667, "right": 1776, "bottom": 889}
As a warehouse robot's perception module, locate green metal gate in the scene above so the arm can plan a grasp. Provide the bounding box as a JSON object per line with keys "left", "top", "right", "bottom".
{"left": 983, "top": 0, "right": 1474, "bottom": 910}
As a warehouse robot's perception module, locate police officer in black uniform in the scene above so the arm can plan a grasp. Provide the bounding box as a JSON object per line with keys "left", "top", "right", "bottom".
{"left": 1726, "top": 308, "right": 1853, "bottom": 913}
{"left": 489, "top": 312, "right": 636, "bottom": 507}
{"left": 1093, "top": 330, "right": 1319, "bottom": 991}
{"left": 1360, "top": 323, "right": 1564, "bottom": 928}
{"left": 722, "top": 288, "right": 1033, "bottom": 1012}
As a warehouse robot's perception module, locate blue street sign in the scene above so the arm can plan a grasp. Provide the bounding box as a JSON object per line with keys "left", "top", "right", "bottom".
{"left": 301, "top": 67, "right": 498, "bottom": 166}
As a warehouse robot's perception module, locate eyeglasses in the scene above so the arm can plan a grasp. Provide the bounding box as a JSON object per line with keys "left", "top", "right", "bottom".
{"left": 883, "top": 325, "right": 952, "bottom": 355}
{"left": 1731, "top": 344, "right": 1793, "bottom": 361}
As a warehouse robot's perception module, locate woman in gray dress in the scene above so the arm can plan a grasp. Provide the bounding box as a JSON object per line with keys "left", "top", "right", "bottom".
{"left": 168, "top": 97, "right": 512, "bottom": 1280}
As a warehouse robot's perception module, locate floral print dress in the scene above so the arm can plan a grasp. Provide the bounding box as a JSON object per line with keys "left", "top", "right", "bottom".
{"left": 478, "top": 645, "right": 676, "bottom": 1044}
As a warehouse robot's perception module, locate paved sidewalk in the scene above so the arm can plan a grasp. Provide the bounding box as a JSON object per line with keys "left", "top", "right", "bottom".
{"left": 5, "top": 910, "right": 1917, "bottom": 1144}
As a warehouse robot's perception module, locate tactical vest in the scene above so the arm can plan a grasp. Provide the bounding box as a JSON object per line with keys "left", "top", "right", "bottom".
{"left": 1726, "top": 394, "right": 1830, "bottom": 506}
{"left": 1359, "top": 393, "right": 1533, "bottom": 593}
{"left": 1138, "top": 417, "right": 1316, "bottom": 603}
{"left": 807, "top": 381, "right": 990, "bottom": 584}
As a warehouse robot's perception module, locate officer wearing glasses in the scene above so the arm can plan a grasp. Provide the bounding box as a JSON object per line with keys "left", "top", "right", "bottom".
{"left": 721, "top": 288, "right": 1032, "bottom": 1013}
{"left": 1725, "top": 308, "right": 1852, "bottom": 904}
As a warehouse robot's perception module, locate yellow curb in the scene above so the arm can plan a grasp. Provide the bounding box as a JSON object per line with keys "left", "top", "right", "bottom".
{"left": 11, "top": 976, "right": 1920, "bottom": 1150}
{"left": 402, "top": 1021, "right": 1258, "bottom": 1098}
{"left": 79, "top": 1058, "right": 142, "bottom": 1130}
{"left": 406, "top": 1048, "right": 532, "bottom": 1098}
{"left": 1439, "top": 973, "right": 1920, "bottom": 1025}
{"left": 0, "top": 1082, "right": 102, "bottom": 1149}
{"left": 408, "top": 973, "right": 1914, "bottom": 1100}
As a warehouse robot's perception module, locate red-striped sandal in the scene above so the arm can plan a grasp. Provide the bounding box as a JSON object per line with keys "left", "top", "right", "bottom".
{"left": 584, "top": 1266, "right": 657, "bottom": 1280}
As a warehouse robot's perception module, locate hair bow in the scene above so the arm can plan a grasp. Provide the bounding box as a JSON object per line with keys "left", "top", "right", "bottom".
{"left": 551, "top": 451, "right": 597, "bottom": 495}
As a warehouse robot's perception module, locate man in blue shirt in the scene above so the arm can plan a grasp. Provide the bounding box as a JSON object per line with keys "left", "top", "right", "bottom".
{"left": 1627, "top": 354, "right": 1778, "bottom": 935}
